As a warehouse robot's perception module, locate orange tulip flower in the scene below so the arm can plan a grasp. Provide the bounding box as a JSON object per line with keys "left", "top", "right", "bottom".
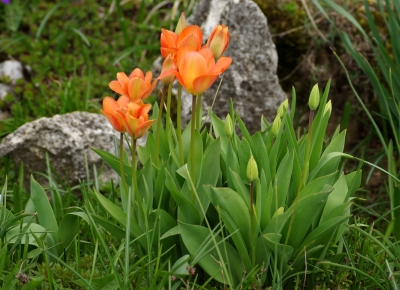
{"left": 160, "top": 25, "right": 203, "bottom": 59}
{"left": 158, "top": 47, "right": 232, "bottom": 95}
{"left": 160, "top": 55, "right": 177, "bottom": 86}
{"left": 206, "top": 25, "right": 230, "bottom": 60}
{"left": 100, "top": 96, "right": 130, "bottom": 133}
{"left": 109, "top": 68, "right": 157, "bottom": 102}
{"left": 121, "top": 101, "right": 155, "bottom": 139}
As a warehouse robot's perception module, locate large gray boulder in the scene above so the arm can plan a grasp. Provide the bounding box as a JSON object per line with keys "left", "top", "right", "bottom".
{"left": 0, "top": 112, "right": 128, "bottom": 187}
{"left": 154, "top": 0, "right": 286, "bottom": 133}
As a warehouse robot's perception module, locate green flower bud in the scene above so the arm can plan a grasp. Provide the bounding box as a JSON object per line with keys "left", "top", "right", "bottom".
{"left": 246, "top": 156, "right": 258, "bottom": 182}
{"left": 324, "top": 100, "right": 332, "bottom": 116}
{"left": 270, "top": 115, "right": 281, "bottom": 138}
{"left": 175, "top": 12, "right": 187, "bottom": 35}
{"left": 272, "top": 207, "right": 285, "bottom": 218}
{"left": 277, "top": 99, "right": 289, "bottom": 117}
{"left": 308, "top": 84, "right": 320, "bottom": 111}
{"left": 224, "top": 113, "right": 234, "bottom": 138}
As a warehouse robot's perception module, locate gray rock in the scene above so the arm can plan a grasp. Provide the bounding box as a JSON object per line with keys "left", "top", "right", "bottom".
{"left": 0, "top": 60, "right": 24, "bottom": 84}
{"left": 153, "top": 0, "right": 286, "bottom": 133}
{"left": 0, "top": 112, "right": 132, "bottom": 187}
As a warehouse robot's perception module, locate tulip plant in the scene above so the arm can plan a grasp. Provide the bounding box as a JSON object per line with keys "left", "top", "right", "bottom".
{"left": 71, "top": 12, "right": 359, "bottom": 288}
{"left": 91, "top": 14, "right": 360, "bottom": 288}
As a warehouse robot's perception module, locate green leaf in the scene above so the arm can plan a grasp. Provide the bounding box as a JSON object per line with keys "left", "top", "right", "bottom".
{"left": 196, "top": 138, "right": 221, "bottom": 216}
{"left": 90, "top": 214, "right": 126, "bottom": 240}
{"left": 58, "top": 212, "right": 88, "bottom": 254}
{"left": 164, "top": 170, "right": 200, "bottom": 224}
{"left": 263, "top": 233, "right": 293, "bottom": 266}
{"left": 282, "top": 190, "right": 332, "bottom": 249}
{"left": 179, "top": 222, "right": 245, "bottom": 287}
{"left": 204, "top": 186, "right": 251, "bottom": 250}
{"left": 30, "top": 176, "right": 58, "bottom": 247}
{"left": 91, "top": 189, "right": 146, "bottom": 248}
{"left": 319, "top": 173, "right": 348, "bottom": 225}
{"left": 91, "top": 147, "right": 132, "bottom": 185}
{"left": 273, "top": 151, "right": 294, "bottom": 212}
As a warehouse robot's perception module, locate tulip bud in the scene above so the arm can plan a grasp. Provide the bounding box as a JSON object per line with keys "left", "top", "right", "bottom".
{"left": 324, "top": 100, "right": 332, "bottom": 116}
{"left": 175, "top": 12, "right": 187, "bottom": 35}
{"left": 246, "top": 156, "right": 258, "bottom": 182}
{"left": 308, "top": 84, "right": 320, "bottom": 111}
{"left": 272, "top": 207, "right": 285, "bottom": 218}
{"left": 206, "top": 25, "right": 230, "bottom": 60}
{"left": 277, "top": 99, "right": 289, "bottom": 117}
{"left": 270, "top": 115, "right": 281, "bottom": 138}
{"left": 160, "top": 55, "right": 177, "bottom": 86}
{"left": 224, "top": 113, "right": 234, "bottom": 138}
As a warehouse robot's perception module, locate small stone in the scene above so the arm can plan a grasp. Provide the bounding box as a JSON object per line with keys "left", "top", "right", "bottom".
{"left": 0, "top": 60, "right": 24, "bottom": 84}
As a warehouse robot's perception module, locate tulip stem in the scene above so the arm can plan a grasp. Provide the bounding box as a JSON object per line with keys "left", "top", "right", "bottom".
{"left": 177, "top": 84, "right": 184, "bottom": 165}
{"left": 119, "top": 133, "right": 129, "bottom": 197}
{"left": 166, "top": 84, "right": 173, "bottom": 148}
{"left": 250, "top": 181, "right": 255, "bottom": 266}
{"left": 155, "top": 86, "right": 167, "bottom": 167}
{"left": 195, "top": 94, "right": 202, "bottom": 130}
{"left": 131, "top": 138, "right": 144, "bottom": 223}
{"left": 190, "top": 94, "right": 197, "bottom": 193}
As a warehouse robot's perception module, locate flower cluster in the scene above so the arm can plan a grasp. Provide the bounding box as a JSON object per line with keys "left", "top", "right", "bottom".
{"left": 101, "top": 68, "right": 157, "bottom": 139}
{"left": 101, "top": 13, "right": 231, "bottom": 138}
{"left": 158, "top": 13, "right": 232, "bottom": 95}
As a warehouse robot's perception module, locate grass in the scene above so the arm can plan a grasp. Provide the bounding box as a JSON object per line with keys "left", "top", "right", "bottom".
{"left": 1, "top": 0, "right": 400, "bottom": 289}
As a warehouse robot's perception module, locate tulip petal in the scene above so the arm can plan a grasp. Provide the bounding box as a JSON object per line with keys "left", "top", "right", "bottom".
{"left": 192, "top": 74, "right": 219, "bottom": 95}
{"left": 158, "top": 69, "right": 184, "bottom": 87}
{"left": 129, "top": 68, "right": 145, "bottom": 80}
{"left": 179, "top": 51, "right": 208, "bottom": 94}
{"left": 161, "top": 29, "right": 178, "bottom": 48}
{"left": 117, "top": 72, "right": 129, "bottom": 92}
{"left": 177, "top": 25, "right": 202, "bottom": 48}
{"left": 101, "top": 110, "right": 126, "bottom": 133}
{"left": 209, "top": 56, "right": 232, "bottom": 75}
{"left": 128, "top": 77, "right": 145, "bottom": 101}
{"left": 198, "top": 47, "right": 216, "bottom": 69}
{"left": 141, "top": 79, "right": 158, "bottom": 101}
{"left": 116, "top": 95, "right": 130, "bottom": 108}
{"left": 135, "top": 119, "right": 155, "bottom": 139}
{"left": 176, "top": 44, "right": 198, "bottom": 67}
{"left": 144, "top": 71, "right": 153, "bottom": 83}
{"left": 109, "top": 81, "right": 126, "bottom": 96}
{"left": 102, "top": 96, "right": 119, "bottom": 112}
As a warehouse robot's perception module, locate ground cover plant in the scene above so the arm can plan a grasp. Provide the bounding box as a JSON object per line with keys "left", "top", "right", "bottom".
{"left": 1, "top": 1, "right": 400, "bottom": 289}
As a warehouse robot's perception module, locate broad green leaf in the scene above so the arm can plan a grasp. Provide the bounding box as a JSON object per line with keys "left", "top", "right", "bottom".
{"left": 298, "top": 171, "right": 337, "bottom": 201}
{"left": 196, "top": 138, "right": 221, "bottom": 216}
{"left": 148, "top": 209, "right": 176, "bottom": 249}
{"left": 295, "top": 215, "right": 351, "bottom": 260}
{"left": 228, "top": 169, "right": 250, "bottom": 209}
{"left": 171, "top": 254, "right": 190, "bottom": 277}
{"left": 179, "top": 222, "right": 245, "bottom": 287}
{"left": 282, "top": 190, "right": 331, "bottom": 249}
{"left": 91, "top": 147, "right": 132, "bottom": 185}
{"left": 187, "top": 130, "right": 203, "bottom": 187}
{"left": 263, "top": 233, "right": 293, "bottom": 266}
{"left": 90, "top": 214, "right": 126, "bottom": 239}
{"left": 204, "top": 185, "right": 251, "bottom": 250}
{"left": 58, "top": 212, "right": 88, "bottom": 254}
{"left": 6, "top": 223, "right": 58, "bottom": 259}
{"left": 273, "top": 151, "right": 294, "bottom": 212}
{"left": 91, "top": 189, "right": 146, "bottom": 248}
{"left": 30, "top": 176, "right": 58, "bottom": 247}
{"left": 164, "top": 170, "right": 200, "bottom": 224}
{"left": 308, "top": 152, "right": 351, "bottom": 180}
{"left": 211, "top": 113, "right": 229, "bottom": 159}
{"left": 319, "top": 173, "right": 348, "bottom": 225}
{"left": 251, "top": 132, "right": 271, "bottom": 182}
